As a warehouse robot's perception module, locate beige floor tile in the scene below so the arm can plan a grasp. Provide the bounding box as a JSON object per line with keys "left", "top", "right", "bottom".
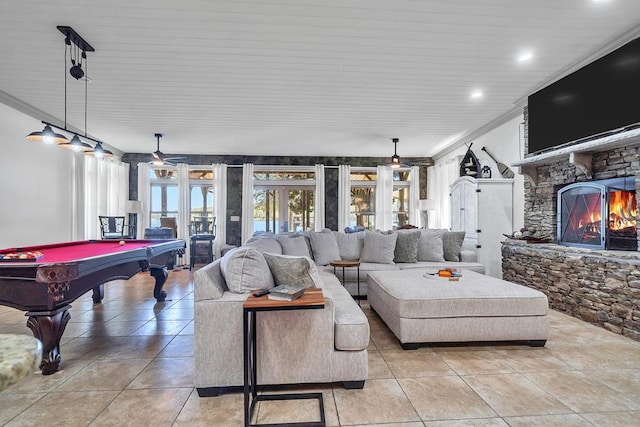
{"left": 255, "top": 394, "right": 325, "bottom": 425}
{"left": 111, "top": 309, "right": 158, "bottom": 322}
{"left": 463, "top": 373, "right": 571, "bottom": 417}
{"left": 523, "top": 370, "right": 640, "bottom": 412}
{"left": 81, "top": 320, "right": 148, "bottom": 337}
{"left": 0, "top": 392, "right": 46, "bottom": 425}
{"left": 491, "top": 348, "right": 571, "bottom": 372}
{"left": 503, "top": 413, "right": 593, "bottom": 426}
{"left": 60, "top": 336, "right": 125, "bottom": 361}
{"left": 5, "top": 391, "right": 118, "bottom": 427}
{"left": 97, "top": 335, "right": 173, "bottom": 359}
{"left": 68, "top": 309, "right": 123, "bottom": 323}
{"left": 90, "top": 388, "right": 192, "bottom": 427}
{"left": 368, "top": 349, "right": 394, "bottom": 379}
{"left": 157, "top": 334, "right": 195, "bottom": 358}
{"left": 155, "top": 308, "right": 194, "bottom": 321}
{"left": 127, "top": 357, "right": 194, "bottom": 389}
{"left": 333, "top": 379, "right": 420, "bottom": 425}
{"left": 57, "top": 359, "right": 152, "bottom": 391}
{"left": 425, "top": 419, "right": 508, "bottom": 427}
{"left": 1, "top": 358, "right": 93, "bottom": 393}
{"left": 173, "top": 389, "right": 245, "bottom": 426}
{"left": 370, "top": 325, "right": 404, "bottom": 350}
{"left": 382, "top": 349, "right": 454, "bottom": 378}
{"left": 178, "top": 320, "right": 194, "bottom": 335}
{"left": 438, "top": 350, "right": 515, "bottom": 375}
{"left": 588, "top": 369, "right": 640, "bottom": 400}
{"left": 129, "top": 319, "right": 192, "bottom": 336}
{"left": 352, "top": 423, "right": 426, "bottom": 427}
{"left": 399, "top": 376, "right": 497, "bottom": 421}
{"left": 581, "top": 410, "right": 640, "bottom": 427}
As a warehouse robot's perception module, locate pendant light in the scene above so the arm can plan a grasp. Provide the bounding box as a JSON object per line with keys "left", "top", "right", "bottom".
{"left": 391, "top": 138, "right": 401, "bottom": 168}
{"left": 26, "top": 124, "right": 69, "bottom": 145}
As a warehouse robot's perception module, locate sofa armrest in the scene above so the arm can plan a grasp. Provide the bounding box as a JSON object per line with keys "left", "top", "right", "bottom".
{"left": 194, "top": 258, "right": 227, "bottom": 301}
{"left": 459, "top": 249, "right": 478, "bottom": 263}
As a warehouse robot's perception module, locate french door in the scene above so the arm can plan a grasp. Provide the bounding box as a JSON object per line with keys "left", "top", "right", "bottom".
{"left": 254, "top": 185, "right": 315, "bottom": 233}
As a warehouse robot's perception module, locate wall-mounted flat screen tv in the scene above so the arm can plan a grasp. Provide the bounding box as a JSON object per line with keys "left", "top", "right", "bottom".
{"left": 528, "top": 37, "right": 640, "bottom": 155}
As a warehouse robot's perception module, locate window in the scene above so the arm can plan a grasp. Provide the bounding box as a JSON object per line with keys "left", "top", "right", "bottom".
{"left": 253, "top": 169, "right": 315, "bottom": 234}
{"left": 350, "top": 169, "right": 376, "bottom": 230}
{"left": 189, "top": 169, "right": 214, "bottom": 234}
{"left": 393, "top": 169, "right": 411, "bottom": 229}
{"left": 150, "top": 167, "right": 178, "bottom": 227}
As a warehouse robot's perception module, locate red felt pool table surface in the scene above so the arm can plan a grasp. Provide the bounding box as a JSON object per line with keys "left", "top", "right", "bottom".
{"left": 0, "top": 240, "right": 163, "bottom": 264}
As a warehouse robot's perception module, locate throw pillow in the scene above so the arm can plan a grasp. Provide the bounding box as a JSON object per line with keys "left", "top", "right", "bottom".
{"left": 263, "top": 253, "right": 322, "bottom": 288}
{"left": 309, "top": 230, "right": 341, "bottom": 266}
{"left": 333, "top": 231, "right": 364, "bottom": 261}
{"left": 394, "top": 229, "right": 421, "bottom": 263}
{"left": 277, "top": 235, "right": 311, "bottom": 258}
{"left": 360, "top": 230, "right": 398, "bottom": 264}
{"left": 442, "top": 230, "right": 466, "bottom": 262}
{"left": 417, "top": 229, "right": 445, "bottom": 262}
{"left": 220, "top": 247, "right": 274, "bottom": 293}
{"left": 244, "top": 235, "right": 283, "bottom": 254}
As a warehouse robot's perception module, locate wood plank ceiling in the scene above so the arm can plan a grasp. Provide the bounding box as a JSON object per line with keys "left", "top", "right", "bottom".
{"left": 1, "top": 0, "right": 639, "bottom": 158}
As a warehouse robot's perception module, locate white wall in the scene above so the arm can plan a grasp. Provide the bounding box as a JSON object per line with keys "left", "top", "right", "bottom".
{"left": 432, "top": 113, "right": 526, "bottom": 232}
{"left": 0, "top": 103, "right": 75, "bottom": 247}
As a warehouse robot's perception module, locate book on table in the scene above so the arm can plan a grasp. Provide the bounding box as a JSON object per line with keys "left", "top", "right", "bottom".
{"left": 267, "top": 284, "right": 305, "bottom": 301}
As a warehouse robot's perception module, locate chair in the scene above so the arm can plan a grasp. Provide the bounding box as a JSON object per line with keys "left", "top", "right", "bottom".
{"left": 159, "top": 217, "right": 178, "bottom": 238}
{"left": 99, "top": 216, "right": 127, "bottom": 239}
{"left": 190, "top": 234, "right": 215, "bottom": 270}
{"left": 191, "top": 216, "right": 216, "bottom": 235}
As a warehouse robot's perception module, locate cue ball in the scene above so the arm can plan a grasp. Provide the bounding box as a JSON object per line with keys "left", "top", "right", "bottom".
{"left": 119, "top": 240, "right": 125, "bottom": 246}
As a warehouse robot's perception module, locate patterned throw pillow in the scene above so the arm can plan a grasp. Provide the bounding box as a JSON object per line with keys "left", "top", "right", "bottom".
{"left": 394, "top": 229, "right": 421, "bottom": 263}
{"left": 360, "top": 230, "right": 398, "bottom": 264}
{"left": 220, "top": 248, "right": 274, "bottom": 293}
{"left": 417, "top": 229, "right": 445, "bottom": 262}
{"left": 309, "top": 230, "right": 341, "bottom": 265}
{"left": 263, "top": 253, "right": 322, "bottom": 288}
{"left": 443, "top": 231, "right": 466, "bottom": 262}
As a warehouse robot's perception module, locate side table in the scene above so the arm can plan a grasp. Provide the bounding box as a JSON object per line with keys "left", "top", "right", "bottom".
{"left": 330, "top": 260, "right": 361, "bottom": 303}
{"left": 243, "top": 288, "right": 326, "bottom": 427}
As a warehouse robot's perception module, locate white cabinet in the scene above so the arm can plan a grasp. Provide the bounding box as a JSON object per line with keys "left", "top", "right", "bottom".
{"left": 450, "top": 177, "right": 513, "bottom": 278}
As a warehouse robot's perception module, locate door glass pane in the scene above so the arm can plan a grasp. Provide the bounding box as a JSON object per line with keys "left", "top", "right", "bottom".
{"left": 254, "top": 189, "right": 280, "bottom": 233}
{"left": 288, "top": 189, "right": 314, "bottom": 232}
{"left": 350, "top": 187, "right": 375, "bottom": 229}
{"left": 393, "top": 186, "right": 409, "bottom": 228}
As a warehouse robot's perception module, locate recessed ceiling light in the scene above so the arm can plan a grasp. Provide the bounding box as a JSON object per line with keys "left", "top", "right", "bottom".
{"left": 518, "top": 51, "right": 534, "bottom": 62}
{"left": 470, "top": 90, "right": 483, "bottom": 99}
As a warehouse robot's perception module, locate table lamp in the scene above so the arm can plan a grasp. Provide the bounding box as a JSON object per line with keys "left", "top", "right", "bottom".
{"left": 419, "top": 199, "right": 436, "bottom": 229}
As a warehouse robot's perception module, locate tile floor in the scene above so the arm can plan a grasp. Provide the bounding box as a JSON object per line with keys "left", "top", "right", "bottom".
{"left": 1, "top": 268, "right": 640, "bottom": 426}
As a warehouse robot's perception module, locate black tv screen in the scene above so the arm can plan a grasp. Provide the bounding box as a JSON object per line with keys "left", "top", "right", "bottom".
{"left": 528, "top": 37, "right": 640, "bottom": 155}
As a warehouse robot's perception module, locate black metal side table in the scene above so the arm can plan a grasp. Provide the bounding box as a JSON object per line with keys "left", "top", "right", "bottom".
{"left": 330, "top": 260, "right": 361, "bottom": 303}
{"left": 243, "top": 288, "right": 326, "bottom": 427}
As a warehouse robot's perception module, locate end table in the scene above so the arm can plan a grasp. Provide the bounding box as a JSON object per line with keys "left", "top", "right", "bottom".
{"left": 330, "top": 260, "right": 361, "bottom": 303}
{"left": 243, "top": 288, "right": 326, "bottom": 427}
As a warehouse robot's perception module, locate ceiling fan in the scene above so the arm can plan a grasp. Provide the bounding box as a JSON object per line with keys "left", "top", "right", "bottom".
{"left": 150, "top": 133, "right": 186, "bottom": 166}
{"left": 384, "top": 138, "right": 431, "bottom": 168}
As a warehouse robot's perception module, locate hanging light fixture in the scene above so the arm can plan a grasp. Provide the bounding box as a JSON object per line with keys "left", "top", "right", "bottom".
{"left": 58, "top": 134, "right": 93, "bottom": 152}
{"left": 85, "top": 141, "right": 114, "bottom": 159}
{"left": 391, "top": 138, "right": 401, "bottom": 168}
{"left": 26, "top": 124, "right": 68, "bottom": 145}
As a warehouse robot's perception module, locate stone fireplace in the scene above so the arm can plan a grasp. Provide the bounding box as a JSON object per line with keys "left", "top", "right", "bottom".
{"left": 502, "top": 109, "right": 640, "bottom": 341}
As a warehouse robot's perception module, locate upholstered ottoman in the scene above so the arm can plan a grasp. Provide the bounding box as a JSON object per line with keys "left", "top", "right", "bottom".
{"left": 368, "top": 269, "right": 549, "bottom": 349}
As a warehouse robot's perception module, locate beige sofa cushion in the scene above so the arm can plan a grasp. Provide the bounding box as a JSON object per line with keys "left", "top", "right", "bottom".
{"left": 368, "top": 269, "right": 548, "bottom": 319}
{"left": 309, "top": 230, "right": 341, "bottom": 265}
{"left": 360, "top": 230, "right": 397, "bottom": 264}
{"left": 220, "top": 247, "right": 274, "bottom": 293}
{"left": 417, "top": 229, "right": 445, "bottom": 262}
{"left": 277, "top": 235, "right": 312, "bottom": 258}
{"left": 333, "top": 231, "right": 364, "bottom": 261}
{"left": 245, "top": 235, "right": 283, "bottom": 254}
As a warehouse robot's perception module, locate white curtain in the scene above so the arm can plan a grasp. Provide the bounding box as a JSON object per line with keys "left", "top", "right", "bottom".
{"left": 427, "top": 157, "right": 460, "bottom": 229}
{"left": 212, "top": 163, "right": 227, "bottom": 258}
{"left": 314, "top": 164, "right": 325, "bottom": 231}
{"left": 241, "top": 163, "right": 254, "bottom": 244}
{"left": 375, "top": 165, "right": 393, "bottom": 231}
{"left": 137, "top": 162, "right": 151, "bottom": 239}
{"left": 337, "top": 164, "right": 351, "bottom": 231}
{"left": 71, "top": 155, "right": 85, "bottom": 240}
{"left": 177, "top": 163, "right": 191, "bottom": 262}
{"left": 409, "top": 166, "right": 421, "bottom": 228}
{"left": 82, "top": 157, "right": 129, "bottom": 239}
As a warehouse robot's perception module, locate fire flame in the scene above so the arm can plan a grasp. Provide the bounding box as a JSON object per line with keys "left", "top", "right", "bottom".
{"left": 609, "top": 191, "right": 637, "bottom": 231}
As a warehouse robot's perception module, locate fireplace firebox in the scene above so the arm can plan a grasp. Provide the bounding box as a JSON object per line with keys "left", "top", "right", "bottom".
{"left": 557, "top": 177, "right": 637, "bottom": 250}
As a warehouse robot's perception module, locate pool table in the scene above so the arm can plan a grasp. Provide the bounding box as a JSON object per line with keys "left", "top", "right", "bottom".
{"left": 0, "top": 239, "right": 186, "bottom": 375}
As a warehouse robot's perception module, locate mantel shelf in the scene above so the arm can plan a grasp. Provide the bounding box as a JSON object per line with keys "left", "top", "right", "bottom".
{"left": 512, "top": 127, "right": 640, "bottom": 185}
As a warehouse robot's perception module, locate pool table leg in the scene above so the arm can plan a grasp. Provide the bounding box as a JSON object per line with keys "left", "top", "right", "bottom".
{"left": 25, "top": 306, "right": 71, "bottom": 375}
{"left": 149, "top": 265, "right": 168, "bottom": 302}
{"left": 92, "top": 284, "right": 104, "bottom": 303}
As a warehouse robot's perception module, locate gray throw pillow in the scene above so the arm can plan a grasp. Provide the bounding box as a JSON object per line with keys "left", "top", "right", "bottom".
{"left": 333, "top": 231, "right": 364, "bottom": 261}
{"left": 220, "top": 248, "right": 274, "bottom": 293}
{"left": 417, "top": 229, "right": 445, "bottom": 262}
{"left": 309, "top": 230, "right": 341, "bottom": 266}
{"left": 360, "top": 230, "right": 398, "bottom": 264}
{"left": 263, "top": 253, "right": 322, "bottom": 288}
{"left": 244, "top": 235, "right": 283, "bottom": 254}
{"left": 277, "top": 235, "right": 311, "bottom": 258}
{"left": 394, "top": 229, "right": 421, "bottom": 263}
{"left": 443, "top": 231, "right": 466, "bottom": 262}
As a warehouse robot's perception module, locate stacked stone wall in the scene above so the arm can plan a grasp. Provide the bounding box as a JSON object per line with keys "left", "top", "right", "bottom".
{"left": 503, "top": 241, "right": 640, "bottom": 341}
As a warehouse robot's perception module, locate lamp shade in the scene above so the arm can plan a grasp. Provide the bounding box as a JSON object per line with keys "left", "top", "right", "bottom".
{"left": 58, "top": 134, "right": 93, "bottom": 152}
{"left": 419, "top": 199, "right": 436, "bottom": 211}
{"left": 26, "top": 124, "right": 69, "bottom": 145}
{"left": 126, "top": 200, "right": 143, "bottom": 214}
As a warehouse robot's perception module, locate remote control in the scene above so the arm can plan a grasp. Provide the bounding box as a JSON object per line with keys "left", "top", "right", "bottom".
{"left": 253, "top": 289, "right": 270, "bottom": 297}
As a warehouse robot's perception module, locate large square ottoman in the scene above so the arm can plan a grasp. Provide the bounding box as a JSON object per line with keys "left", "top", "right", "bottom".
{"left": 368, "top": 269, "right": 549, "bottom": 349}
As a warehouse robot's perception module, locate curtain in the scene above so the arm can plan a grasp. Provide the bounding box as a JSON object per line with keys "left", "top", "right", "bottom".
{"left": 427, "top": 157, "right": 460, "bottom": 229}
{"left": 314, "top": 164, "right": 325, "bottom": 231}
{"left": 337, "top": 164, "right": 351, "bottom": 231}
{"left": 212, "top": 163, "right": 227, "bottom": 258}
{"left": 375, "top": 165, "right": 393, "bottom": 231}
{"left": 71, "top": 155, "right": 85, "bottom": 240}
{"left": 409, "top": 166, "right": 421, "bottom": 228}
{"left": 177, "top": 163, "right": 191, "bottom": 262}
{"left": 241, "top": 163, "right": 254, "bottom": 244}
{"left": 137, "top": 162, "right": 151, "bottom": 239}
{"left": 82, "top": 157, "right": 129, "bottom": 239}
